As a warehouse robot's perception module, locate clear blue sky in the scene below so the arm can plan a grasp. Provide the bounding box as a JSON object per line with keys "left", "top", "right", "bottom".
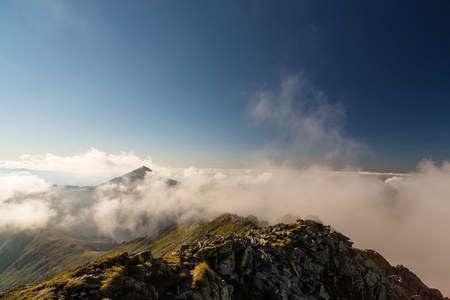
{"left": 1, "top": 1, "right": 449, "bottom": 172}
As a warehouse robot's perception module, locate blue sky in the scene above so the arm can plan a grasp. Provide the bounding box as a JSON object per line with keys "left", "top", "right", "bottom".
{"left": 1, "top": 0, "right": 449, "bottom": 173}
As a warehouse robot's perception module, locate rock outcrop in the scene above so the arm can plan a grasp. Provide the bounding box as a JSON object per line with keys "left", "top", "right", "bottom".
{"left": 1, "top": 215, "right": 447, "bottom": 299}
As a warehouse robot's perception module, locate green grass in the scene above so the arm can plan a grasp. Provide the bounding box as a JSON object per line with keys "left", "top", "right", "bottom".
{"left": 1, "top": 214, "right": 263, "bottom": 298}
{"left": 0, "top": 252, "right": 129, "bottom": 300}
{"left": 287, "top": 225, "right": 305, "bottom": 233}
{"left": 100, "top": 265, "right": 125, "bottom": 297}
{"left": 111, "top": 213, "right": 259, "bottom": 260}
{"left": 358, "top": 249, "right": 392, "bottom": 273}
{"left": 192, "top": 262, "right": 214, "bottom": 288}
{"left": 272, "top": 238, "right": 293, "bottom": 249}
{"left": 0, "top": 229, "right": 108, "bottom": 291}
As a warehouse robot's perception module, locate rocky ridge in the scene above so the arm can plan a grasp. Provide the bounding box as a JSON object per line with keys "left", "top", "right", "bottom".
{"left": 1, "top": 214, "right": 447, "bottom": 300}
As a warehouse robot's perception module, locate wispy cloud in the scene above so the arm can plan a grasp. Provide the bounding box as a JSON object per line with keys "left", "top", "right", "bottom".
{"left": 249, "top": 73, "right": 368, "bottom": 167}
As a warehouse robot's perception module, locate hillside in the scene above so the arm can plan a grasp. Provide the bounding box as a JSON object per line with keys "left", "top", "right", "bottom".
{"left": 1, "top": 214, "right": 446, "bottom": 300}
{"left": 110, "top": 213, "right": 265, "bottom": 258}
{"left": 0, "top": 229, "right": 116, "bottom": 291}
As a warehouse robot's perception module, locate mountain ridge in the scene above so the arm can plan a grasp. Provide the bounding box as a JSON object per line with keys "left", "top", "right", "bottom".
{"left": 1, "top": 214, "right": 447, "bottom": 300}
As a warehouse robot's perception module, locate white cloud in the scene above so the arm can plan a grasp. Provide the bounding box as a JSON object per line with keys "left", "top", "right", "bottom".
{"left": 0, "top": 172, "right": 54, "bottom": 230}
{"left": 0, "top": 172, "right": 51, "bottom": 201}
{"left": 249, "top": 73, "right": 368, "bottom": 166}
{"left": 0, "top": 199, "right": 55, "bottom": 230}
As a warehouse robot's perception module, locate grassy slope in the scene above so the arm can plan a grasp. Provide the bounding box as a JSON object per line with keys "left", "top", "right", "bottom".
{"left": 0, "top": 231, "right": 36, "bottom": 276}
{"left": 0, "top": 252, "right": 131, "bottom": 300}
{"left": 0, "top": 229, "right": 115, "bottom": 291}
{"left": 0, "top": 213, "right": 260, "bottom": 299}
{"left": 112, "top": 213, "right": 261, "bottom": 257}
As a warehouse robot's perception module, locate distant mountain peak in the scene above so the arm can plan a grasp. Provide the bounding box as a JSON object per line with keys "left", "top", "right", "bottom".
{"left": 100, "top": 166, "right": 177, "bottom": 189}
{"left": 107, "top": 166, "right": 152, "bottom": 185}
{"left": 137, "top": 166, "right": 152, "bottom": 172}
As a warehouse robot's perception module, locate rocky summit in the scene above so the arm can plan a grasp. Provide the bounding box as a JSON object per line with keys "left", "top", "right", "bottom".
{"left": 1, "top": 214, "right": 447, "bottom": 300}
